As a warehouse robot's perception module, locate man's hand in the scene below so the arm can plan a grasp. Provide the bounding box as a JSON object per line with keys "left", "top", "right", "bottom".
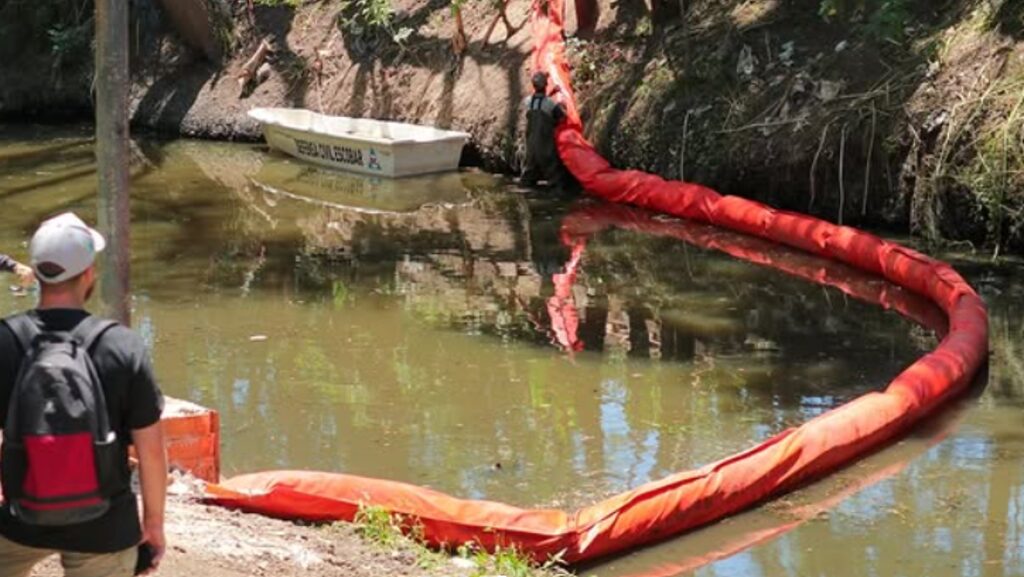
{"left": 141, "top": 521, "right": 166, "bottom": 575}
{"left": 13, "top": 263, "right": 34, "bottom": 288}
{"left": 133, "top": 422, "right": 167, "bottom": 574}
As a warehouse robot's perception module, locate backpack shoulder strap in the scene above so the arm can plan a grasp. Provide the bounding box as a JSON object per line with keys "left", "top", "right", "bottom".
{"left": 70, "top": 317, "right": 118, "bottom": 352}
{"left": 2, "top": 314, "right": 42, "bottom": 354}
{"left": 70, "top": 317, "right": 119, "bottom": 440}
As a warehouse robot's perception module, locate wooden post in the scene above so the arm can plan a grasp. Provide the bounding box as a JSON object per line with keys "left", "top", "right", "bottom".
{"left": 95, "top": 0, "right": 132, "bottom": 325}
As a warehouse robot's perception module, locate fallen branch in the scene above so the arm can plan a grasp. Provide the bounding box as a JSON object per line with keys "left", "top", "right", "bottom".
{"left": 238, "top": 37, "right": 274, "bottom": 92}
{"left": 452, "top": 7, "right": 468, "bottom": 55}
{"left": 313, "top": 49, "right": 328, "bottom": 113}
{"left": 862, "top": 105, "right": 876, "bottom": 217}
{"left": 679, "top": 109, "right": 692, "bottom": 181}
{"left": 716, "top": 118, "right": 800, "bottom": 134}
{"left": 808, "top": 121, "right": 833, "bottom": 212}
{"left": 838, "top": 123, "right": 848, "bottom": 225}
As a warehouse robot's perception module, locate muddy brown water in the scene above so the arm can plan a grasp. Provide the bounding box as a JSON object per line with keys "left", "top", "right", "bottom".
{"left": 1, "top": 125, "right": 1021, "bottom": 576}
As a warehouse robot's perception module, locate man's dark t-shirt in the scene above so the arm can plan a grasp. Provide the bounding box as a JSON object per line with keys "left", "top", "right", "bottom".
{"left": 0, "top": 309, "right": 163, "bottom": 553}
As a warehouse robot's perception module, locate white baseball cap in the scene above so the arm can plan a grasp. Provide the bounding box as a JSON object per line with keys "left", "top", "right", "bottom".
{"left": 29, "top": 212, "right": 106, "bottom": 284}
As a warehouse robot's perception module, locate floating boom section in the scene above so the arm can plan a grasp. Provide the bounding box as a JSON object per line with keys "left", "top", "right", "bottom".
{"left": 207, "top": 0, "right": 988, "bottom": 564}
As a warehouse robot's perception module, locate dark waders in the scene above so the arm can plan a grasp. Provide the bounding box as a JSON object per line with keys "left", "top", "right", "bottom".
{"left": 522, "top": 94, "right": 575, "bottom": 192}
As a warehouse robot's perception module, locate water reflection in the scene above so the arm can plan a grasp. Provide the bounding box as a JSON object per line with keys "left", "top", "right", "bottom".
{"left": 3, "top": 128, "right": 1021, "bottom": 575}
{"left": 582, "top": 402, "right": 969, "bottom": 577}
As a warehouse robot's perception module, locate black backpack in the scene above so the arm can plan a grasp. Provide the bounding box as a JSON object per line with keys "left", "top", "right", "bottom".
{"left": 1, "top": 314, "right": 121, "bottom": 526}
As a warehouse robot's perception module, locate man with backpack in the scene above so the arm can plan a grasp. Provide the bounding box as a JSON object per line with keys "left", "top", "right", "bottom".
{"left": 0, "top": 213, "right": 166, "bottom": 577}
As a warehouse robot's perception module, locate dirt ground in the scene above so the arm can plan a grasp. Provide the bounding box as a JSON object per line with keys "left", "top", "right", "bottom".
{"left": 27, "top": 498, "right": 408, "bottom": 577}
{"left": 28, "top": 483, "right": 535, "bottom": 577}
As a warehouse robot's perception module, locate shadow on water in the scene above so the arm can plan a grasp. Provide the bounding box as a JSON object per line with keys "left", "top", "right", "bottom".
{"left": 0, "top": 165, "right": 96, "bottom": 201}
{"left": 0, "top": 138, "right": 93, "bottom": 167}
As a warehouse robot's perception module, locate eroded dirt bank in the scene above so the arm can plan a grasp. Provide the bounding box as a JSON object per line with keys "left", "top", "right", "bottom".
{"left": 27, "top": 489, "right": 561, "bottom": 577}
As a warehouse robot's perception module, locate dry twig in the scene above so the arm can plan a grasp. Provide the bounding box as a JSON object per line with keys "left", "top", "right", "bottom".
{"left": 838, "top": 123, "right": 847, "bottom": 225}
{"left": 862, "top": 105, "right": 877, "bottom": 216}
{"left": 679, "top": 109, "right": 692, "bottom": 181}
{"left": 809, "top": 121, "right": 833, "bottom": 212}
{"left": 452, "top": 8, "right": 468, "bottom": 55}
{"left": 238, "top": 37, "right": 274, "bottom": 92}
{"left": 482, "top": 0, "right": 523, "bottom": 45}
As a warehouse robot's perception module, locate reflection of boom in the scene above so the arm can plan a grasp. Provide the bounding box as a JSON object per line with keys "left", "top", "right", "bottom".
{"left": 561, "top": 203, "right": 947, "bottom": 336}
{"left": 544, "top": 202, "right": 948, "bottom": 358}
{"left": 207, "top": 202, "right": 971, "bottom": 564}
{"left": 546, "top": 236, "right": 586, "bottom": 353}
{"left": 579, "top": 377, "right": 966, "bottom": 577}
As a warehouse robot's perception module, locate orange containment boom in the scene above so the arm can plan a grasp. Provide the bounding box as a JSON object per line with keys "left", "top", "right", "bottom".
{"left": 162, "top": 398, "right": 221, "bottom": 483}
{"left": 126, "top": 397, "right": 221, "bottom": 483}
{"left": 205, "top": 0, "right": 988, "bottom": 565}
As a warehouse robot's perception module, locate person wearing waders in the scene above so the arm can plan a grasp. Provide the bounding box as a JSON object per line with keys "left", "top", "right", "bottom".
{"left": 521, "top": 72, "right": 573, "bottom": 191}
{"left": 0, "top": 254, "right": 34, "bottom": 288}
{"left": 0, "top": 213, "right": 167, "bottom": 577}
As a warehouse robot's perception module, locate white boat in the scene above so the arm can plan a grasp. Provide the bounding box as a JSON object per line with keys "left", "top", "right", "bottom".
{"left": 248, "top": 108, "right": 469, "bottom": 178}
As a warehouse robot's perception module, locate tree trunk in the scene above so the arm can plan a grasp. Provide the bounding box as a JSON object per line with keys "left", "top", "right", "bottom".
{"left": 678, "top": 0, "right": 689, "bottom": 62}
{"left": 153, "top": 0, "right": 225, "bottom": 63}
{"left": 574, "top": 0, "right": 598, "bottom": 39}
{"left": 649, "top": 0, "right": 679, "bottom": 34}
{"left": 95, "top": 0, "right": 132, "bottom": 325}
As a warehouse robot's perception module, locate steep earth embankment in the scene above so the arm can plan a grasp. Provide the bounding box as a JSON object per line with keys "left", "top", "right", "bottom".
{"left": 570, "top": 0, "right": 1024, "bottom": 254}
{"left": 3, "top": 0, "right": 1024, "bottom": 252}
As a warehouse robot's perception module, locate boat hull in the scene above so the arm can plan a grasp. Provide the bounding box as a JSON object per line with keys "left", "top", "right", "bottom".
{"left": 251, "top": 108, "right": 467, "bottom": 178}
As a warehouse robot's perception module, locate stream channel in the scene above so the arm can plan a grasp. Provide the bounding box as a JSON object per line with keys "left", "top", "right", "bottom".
{"left": 2, "top": 125, "right": 1022, "bottom": 576}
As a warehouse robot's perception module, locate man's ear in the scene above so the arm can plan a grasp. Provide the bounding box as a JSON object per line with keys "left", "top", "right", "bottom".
{"left": 81, "top": 266, "right": 97, "bottom": 295}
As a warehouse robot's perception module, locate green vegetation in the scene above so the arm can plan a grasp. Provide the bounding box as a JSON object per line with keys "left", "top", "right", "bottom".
{"left": 818, "top": 0, "right": 912, "bottom": 41}
{"left": 476, "top": 545, "right": 565, "bottom": 577}
{"left": 353, "top": 504, "right": 407, "bottom": 547}
{"left": 337, "top": 0, "right": 416, "bottom": 51}
{"left": 344, "top": 0, "right": 394, "bottom": 32}
{"left": 948, "top": 79, "right": 1024, "bottom": 258}
{"left": 47, "top": 20, "right": 93, "bottom": 64}
{"left": 347, "top": 504, "right": 567, "bottom": 577}
{"left": 279, "top": 52, "right": 311, "bottom": 95}
{"left": 253, "top": 0, "right": 302, "bottom": 7}
{"left": 454, "top": 541, "right": 568, "bottom": 577}
{"left": 0, "top": 0, "right": 95, "bottom": 89}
